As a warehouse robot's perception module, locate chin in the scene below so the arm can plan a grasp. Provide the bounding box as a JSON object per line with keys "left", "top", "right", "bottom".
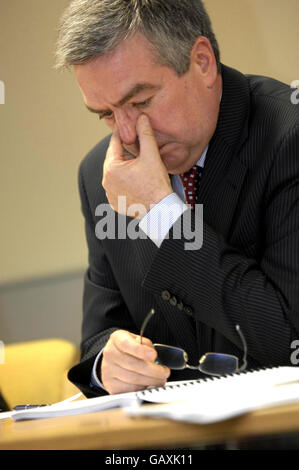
{"left": 161, "top": 152, "right": 190, "bottom": 174}
{"left": 161, "top": 155, "right": 179, "bottom": 173}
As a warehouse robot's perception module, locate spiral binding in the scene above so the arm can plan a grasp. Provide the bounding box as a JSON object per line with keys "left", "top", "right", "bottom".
{"left": 137, "top": 366, "right": 278, "bottom": 397}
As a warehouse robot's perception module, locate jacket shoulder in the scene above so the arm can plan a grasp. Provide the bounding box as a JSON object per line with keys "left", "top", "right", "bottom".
{"left": 246, "top": 74, "right": 299, "bottom": 133}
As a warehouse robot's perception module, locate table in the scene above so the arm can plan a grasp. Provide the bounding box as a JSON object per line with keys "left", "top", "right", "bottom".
{"left": 1, "top": 401, "right": 299, "bottom": 450}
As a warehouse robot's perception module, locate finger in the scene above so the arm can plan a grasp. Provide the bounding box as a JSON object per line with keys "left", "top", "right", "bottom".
{"left": 136, "top": 114, "right": 160, "bottom": 161}
{"left": 135, "top": 334, "right": 153, "bottom": 347}
{"left": 129, "top": 331, "right": 153, "bottom": 346}
{"left": 105, "top": 377, "right": 148, "bottom": 394}
{"left": 106, "top": 127, "right": 124, "bottom": 162}
{"left": 110, "top": 330, "right": 154, "bottom": 349}
{"left": 108, "top": 349, "right": 170, "bottom": 381}
{"left": 102, "top": 349, "right": 170, "bottom": 394}
{"left": 111, "top": 331, "right": 157, "bottom": 362}
{"left": 110, "top": 363, "right": 169, "bottom": 388}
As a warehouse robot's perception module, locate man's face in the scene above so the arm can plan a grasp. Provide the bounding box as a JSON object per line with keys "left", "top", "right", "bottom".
{"left": 74, "top": 33, "right": 220, "bottom": 174}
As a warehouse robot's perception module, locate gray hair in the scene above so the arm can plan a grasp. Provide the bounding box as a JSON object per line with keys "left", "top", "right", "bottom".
{"left": 55, "top": 0, "right": 221, "bottom": 75}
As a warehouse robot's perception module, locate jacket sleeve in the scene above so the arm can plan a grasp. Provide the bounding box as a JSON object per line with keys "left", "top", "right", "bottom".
{"left": 68, "top": 159, "right": 136, "bottom": 397}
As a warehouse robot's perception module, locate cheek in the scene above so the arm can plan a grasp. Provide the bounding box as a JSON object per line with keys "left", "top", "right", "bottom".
{"left": 148, "top": 106, "right": 188, "bottom": 139}
{"left": 153, "top": 91, "right": 199, "bottom": 138}
{"left": 104, "top": 117, "right": 115, "bottom": 130}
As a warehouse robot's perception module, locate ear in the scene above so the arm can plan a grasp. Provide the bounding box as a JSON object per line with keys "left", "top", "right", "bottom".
{"left": 189, "top": 36, "right": 219, "bottom": 88}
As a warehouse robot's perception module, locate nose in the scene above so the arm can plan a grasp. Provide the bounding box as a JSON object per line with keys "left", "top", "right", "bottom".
{"left": 114, "top": 109, "right": 137, "bottom": 146}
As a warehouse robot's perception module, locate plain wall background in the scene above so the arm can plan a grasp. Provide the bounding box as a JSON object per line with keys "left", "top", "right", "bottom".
{"left": 0, "top": 0, "right": 298, "bottom": 344}
{"left": 0, "top": 0, "right": 298, "bottom": 284}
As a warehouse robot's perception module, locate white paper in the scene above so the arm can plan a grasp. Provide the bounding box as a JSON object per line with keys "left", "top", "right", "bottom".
{"left": 0, "top": 411, "right": 13, "bottom": 420}
{"left": 126, "top": 383, "right": 299, "bottom": 424}
{"left": 10, "top": 366, "right": 299, "bottom": 422}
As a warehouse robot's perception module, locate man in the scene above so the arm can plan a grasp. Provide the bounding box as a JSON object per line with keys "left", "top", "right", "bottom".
{"left": 55, "top": 0, "right": 299, "bottom": 397}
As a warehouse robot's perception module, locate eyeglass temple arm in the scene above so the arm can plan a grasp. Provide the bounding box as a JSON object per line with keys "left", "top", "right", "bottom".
{"left": 235, "top": 324, "right": 247, "bottom": 371}
{"left": 140, "top": 309, "right": 155, "bottom": 344}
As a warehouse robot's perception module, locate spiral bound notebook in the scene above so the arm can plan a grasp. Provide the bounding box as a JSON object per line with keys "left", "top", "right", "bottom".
{"left": 127, "top": 366, "right": 299, "bottom": 423}
{"left": 9, "top": 366, "right": 299, "bottom": 423}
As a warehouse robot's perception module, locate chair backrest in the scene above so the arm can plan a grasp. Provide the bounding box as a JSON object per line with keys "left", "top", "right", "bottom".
{"left": 0, "top": 339, "right": 80, "bottom": 409}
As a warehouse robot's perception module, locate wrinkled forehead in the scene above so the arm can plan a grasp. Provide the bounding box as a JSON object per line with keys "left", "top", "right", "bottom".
{"left": 73, "top": 34, "right": 167, "bottom": 108}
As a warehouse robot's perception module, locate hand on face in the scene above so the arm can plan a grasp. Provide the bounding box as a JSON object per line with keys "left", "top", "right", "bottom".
{"left": 100, "top": 330, "right": 171, "bottom": 394}
{"left": 102, "top": 114, "right": 173, "bottom": 218}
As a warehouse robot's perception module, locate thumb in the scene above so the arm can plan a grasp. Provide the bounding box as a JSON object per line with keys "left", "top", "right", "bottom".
{"left": 136, "top": 114, "right": 160, "bottom": 161}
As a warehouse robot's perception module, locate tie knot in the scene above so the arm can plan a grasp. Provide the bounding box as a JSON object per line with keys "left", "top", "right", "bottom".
{"left": 179, "top": 165, "right": 202, "bottom": 209}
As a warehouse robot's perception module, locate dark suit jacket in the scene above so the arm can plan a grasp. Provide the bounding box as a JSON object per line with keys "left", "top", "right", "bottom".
{"left": 68, "top": 65, "right": 299, "bottom": 397}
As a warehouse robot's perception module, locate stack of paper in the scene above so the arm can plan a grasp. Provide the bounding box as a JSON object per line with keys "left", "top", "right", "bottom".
{"left": 2, "top": 366, "right": 299, "bottom": 424}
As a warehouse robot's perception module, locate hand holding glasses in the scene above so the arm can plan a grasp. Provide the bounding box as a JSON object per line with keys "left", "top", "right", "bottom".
{"left": 140, "top": 309, "right": 247, "bottom": 376}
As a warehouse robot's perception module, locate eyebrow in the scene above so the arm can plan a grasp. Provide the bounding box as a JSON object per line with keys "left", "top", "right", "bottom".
{"left": 85, "top": 83, "right": 159, "bottom": 114}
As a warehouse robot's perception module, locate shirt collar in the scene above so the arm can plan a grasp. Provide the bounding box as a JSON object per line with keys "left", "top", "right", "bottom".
{"left": 197, "top": 145, "right": 208, "bottom": 168}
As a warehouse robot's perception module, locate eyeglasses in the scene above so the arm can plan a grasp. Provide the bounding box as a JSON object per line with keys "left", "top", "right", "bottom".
{"left": 140, "top": 309, "right": 247, "bottom": 376}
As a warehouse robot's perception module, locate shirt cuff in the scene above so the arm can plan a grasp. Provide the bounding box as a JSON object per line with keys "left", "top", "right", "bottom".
{"left": 139, "top": 193, "right": 188, "bottom": 247}
{"left": 90, "top": 349, "right": 106, "bottom": 390}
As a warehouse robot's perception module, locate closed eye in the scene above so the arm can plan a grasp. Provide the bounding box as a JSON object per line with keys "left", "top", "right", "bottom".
{"left": 133, "top": 97, "right": 152, "bottom": 108}
{"left": 98, "top": 97, "right": 153, "bottom": 121}
{"left": 98, "top": 111, "right": 114, "bottom": 121}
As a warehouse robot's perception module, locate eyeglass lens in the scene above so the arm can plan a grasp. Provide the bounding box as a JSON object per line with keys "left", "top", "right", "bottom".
{"left": 154, "top": 344, "right": 188, "bottom": 370}
{"left": 199, "top": 353, "right": 238, "bottom": 375}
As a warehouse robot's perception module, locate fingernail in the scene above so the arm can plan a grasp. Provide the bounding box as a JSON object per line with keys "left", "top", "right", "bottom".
{"left": 146, "top": 349, "right": 156, "bottom": 360}
{"left": 139, "top": 114, "right": 148, "bottom": 125}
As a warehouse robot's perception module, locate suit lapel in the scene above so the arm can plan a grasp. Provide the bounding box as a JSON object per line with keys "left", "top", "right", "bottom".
{"left": 198, "top": 65, "right": 250, "bottom": 238}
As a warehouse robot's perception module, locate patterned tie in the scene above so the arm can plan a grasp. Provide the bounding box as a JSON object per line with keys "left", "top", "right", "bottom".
{"left": 179, "top": 165, "right": 203, "bottom": 209}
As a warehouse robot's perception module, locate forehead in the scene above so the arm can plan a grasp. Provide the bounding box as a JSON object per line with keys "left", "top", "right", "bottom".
{"left": 74, "top": 33, "right": 165, "bottom": 107}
